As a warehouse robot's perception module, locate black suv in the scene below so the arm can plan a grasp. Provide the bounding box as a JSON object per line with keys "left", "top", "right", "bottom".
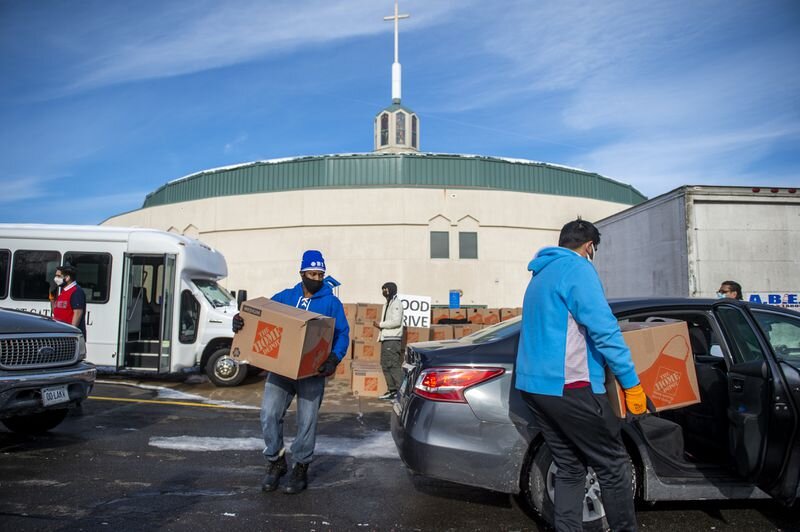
{"left": 0, "top": 308, "right": 96, "bottom": 433}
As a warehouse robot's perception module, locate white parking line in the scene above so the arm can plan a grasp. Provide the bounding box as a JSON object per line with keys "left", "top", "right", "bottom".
{"left": 95, "top": 379, "right": 260, "bottom": 410}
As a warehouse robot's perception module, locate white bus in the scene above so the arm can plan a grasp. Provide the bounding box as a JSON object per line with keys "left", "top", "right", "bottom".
{"left": 0, "top": 224, "right": 247, "bottom": 386}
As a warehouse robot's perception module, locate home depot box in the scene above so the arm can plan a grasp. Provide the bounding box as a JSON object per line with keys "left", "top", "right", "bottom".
{"left": 353, "top": 340, "right": 381, "bottom": 362}
{"left": 352, "top": 322, "right": 378, "bottom": 341}
{"left": 356, "top": 303, "right": 382, "bottom": 323}
{"left": 332, "top": 357, "right": 352, "bottom": 384}
{"left": 351, "top": 361, "right": 388, "bottom": 397}
{"left": 429, "top": 324, "right": 455, "bottom": 341}
{"left": 405, "top": 327, "right": 430, "bottom": 344}
{"left": 605, "top": 320, "right": 700, "bottom": 418}
{"left": 343, "top": 303, "right": 358, "bottom": 325}
{"left": 449, "top": 308, "right": 468, "bottom": 321}
{"left": 431, "top": 308, "right": 451, "bottom": 324}
{"left": 453, "top": 323, "right": 484, "bottom": 339}
{"left": 230, "top": 297, "right": 335, "bottom": 380}
{"left": 500, "top": 307, "right": 521, "bottom": 321}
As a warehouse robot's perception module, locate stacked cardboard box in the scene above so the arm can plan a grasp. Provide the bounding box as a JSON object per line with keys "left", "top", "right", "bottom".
{"left": 500, "top": 307, "right": 521, "bottom": 321}
{"left": 351, "top": 361, "right": 388, "bottom": 397}
{"left": 405, "top": 327, "right": 430, "bottom": 344}
{"left": 429, "top": 324, "right": 455, "bottom": 341}
{"left": 453, "top": 323, "right": 484, "bottom": 339}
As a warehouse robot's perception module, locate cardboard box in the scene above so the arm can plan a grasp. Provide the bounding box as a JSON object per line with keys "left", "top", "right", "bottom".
{"left": 351, "top": 361, "right": 388, "bottom": 397}
{"left": 332, "top": 357, "right": 352, "bottom": 384}
{"left": 429, "top": 325, "right": 455, "bottom": 341}
{"left": 353, "top": 340, "right": 382, "bottom": 362}
{"left": 230, "top": 297, "right": 334, "bottom": 380}
{"left": 343, "top": 303, "right": 358, "bottom": 327}
{"left": 352, "top": 322, "right": 379, "bottom": 341}
{"left": 449, "top": 308, "right": 468, "bottom": 321}
{"left": 500, "top": 307, "right": 521, "bottom": 321}
{"left": 431, "top": 308, "right": 451, "bottom": 324}
{"left": 482, "top": 309, "right": 501, "bottom": 325}
{"left": 356, "top": 303, "right": 382, "bottom": 323}
{"left": 453, "top": 323, "right": 484, "bottom": 339}
{"left": 605, "top": 320, "right": 700, "bottom": 417}
{"left": 405, "top": 327, "right": 430, "bottom": 344}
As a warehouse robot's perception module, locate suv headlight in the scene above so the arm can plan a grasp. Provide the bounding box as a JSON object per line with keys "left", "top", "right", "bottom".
{"left": 78, "top": 336, "right": 87, "bottom": 360}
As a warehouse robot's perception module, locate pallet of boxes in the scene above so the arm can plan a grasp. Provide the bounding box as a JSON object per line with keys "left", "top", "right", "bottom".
{"left": 348, "top": 303, "right": 387, "bottom": 397}
{"left": 428, "top": 306, "right": 522, "bottom": 340}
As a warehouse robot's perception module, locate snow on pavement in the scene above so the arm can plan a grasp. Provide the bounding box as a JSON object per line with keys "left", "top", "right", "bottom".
{"left": 149, "top": 431, "right": 398, "bottom": 459}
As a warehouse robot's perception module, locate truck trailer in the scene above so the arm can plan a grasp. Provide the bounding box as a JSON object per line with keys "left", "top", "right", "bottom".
{"left": 594, "top": 185, "right": 800, "bottom": 306}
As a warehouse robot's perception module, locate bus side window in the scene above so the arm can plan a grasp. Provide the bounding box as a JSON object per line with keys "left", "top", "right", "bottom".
{"left": 11, "top": 250, "right": 61, "bottom": 301}
{"left": 179, "top": 290, "right": 200, "bottom": 344}
{"left": 64, "top": 252, "right": 112, "bottom": 304}
{"left": 0, "top": 249, "right": 10, "bottom": 299}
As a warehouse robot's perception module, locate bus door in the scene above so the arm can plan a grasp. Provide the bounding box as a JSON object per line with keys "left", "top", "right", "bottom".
{"left": 117, "top": 254, "right": 176, "bottom": 373}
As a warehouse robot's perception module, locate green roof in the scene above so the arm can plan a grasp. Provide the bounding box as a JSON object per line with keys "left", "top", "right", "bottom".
{"left": 375, "top": 100, "right": 416, "bottom": 116}
{"left": 141, "top": 152, "right": 647, "bottom": 209}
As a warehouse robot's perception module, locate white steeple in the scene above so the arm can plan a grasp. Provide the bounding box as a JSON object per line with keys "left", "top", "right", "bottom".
{"left": 374, "top": 1, "right": 419, "bottom": 153}
{"left": 384, "top": 0, "right": 409, "bottom": 103}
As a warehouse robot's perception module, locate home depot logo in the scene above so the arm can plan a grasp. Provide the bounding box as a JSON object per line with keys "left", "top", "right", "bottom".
{"left": 252, "top": 322, "right": 283, "bottom": 358}
{"left": 364, "top": 376, "right": 378, "bottom": 391}
{"left": 651, "top": 366, "right": 682, "bottom": 403}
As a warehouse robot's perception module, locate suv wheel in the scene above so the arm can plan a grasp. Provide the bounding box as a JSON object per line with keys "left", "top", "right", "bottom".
{"left": 205, "top": 347, "right": 247, "bottom": 387}
{"left": 2, "top": 409, "right": 69, "bottom": 434}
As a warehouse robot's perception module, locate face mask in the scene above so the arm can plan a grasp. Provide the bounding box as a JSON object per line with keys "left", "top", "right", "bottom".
{"left": 716, "top": 292, "right": 726, "bottom": 299}
{"left": 302, "top": 276, "right": 323, "bottom": 294}
{"left": 587, "top": 242, "right": 596, "bottom": 263}
{"left": 54, "top": 276, "right": 64, "bottom": 286}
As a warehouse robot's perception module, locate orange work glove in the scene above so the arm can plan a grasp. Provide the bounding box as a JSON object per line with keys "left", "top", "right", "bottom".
{"left": 624, "top": 384, "right": 648, "bottom": 415}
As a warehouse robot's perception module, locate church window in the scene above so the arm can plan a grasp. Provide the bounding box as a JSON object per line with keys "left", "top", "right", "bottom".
{"left": 380, "top": 113, "right": 389, "bottom": 146}
{"left": 396, "top": 112, "right": 406, "bottom": 145}
{"left": 411, "top": 115, "right": 418, "bottom": 148}
{"left": 430, "top": 231, "right": 449, "bottom": 259}
{"left": 459, "top": 232, "right": 478, "bottom": 259}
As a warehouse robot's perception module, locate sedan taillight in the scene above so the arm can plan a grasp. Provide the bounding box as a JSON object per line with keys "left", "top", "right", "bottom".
{"left": 414, "top": 367, "right": 505, "bottom": 403}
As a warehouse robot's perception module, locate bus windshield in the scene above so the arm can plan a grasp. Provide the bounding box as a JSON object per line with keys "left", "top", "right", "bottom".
{"left": 193, "top": 279, "right": 233, "bottom": 308}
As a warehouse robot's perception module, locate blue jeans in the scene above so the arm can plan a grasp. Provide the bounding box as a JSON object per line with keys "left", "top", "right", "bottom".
{"left": 260, "top": 372, "right": 326, "bottom": 464}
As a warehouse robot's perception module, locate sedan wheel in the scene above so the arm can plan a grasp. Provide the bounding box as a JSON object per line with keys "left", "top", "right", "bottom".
{"left": 523, "top": 444, "right": 637, "bottom": 531}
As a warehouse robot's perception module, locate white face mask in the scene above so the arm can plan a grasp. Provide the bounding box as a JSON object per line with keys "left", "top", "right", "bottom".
{"left": 54, "top": 276, "right": 64, "bottom": 286}
{"left": 587, "top": 242, "right": 596, "bottom": 263}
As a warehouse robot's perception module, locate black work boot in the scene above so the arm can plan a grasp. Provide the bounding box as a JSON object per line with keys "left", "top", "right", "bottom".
{"left": 261, "top": 454, "right": 288, "bottom": 492}
{"left": 283, "top": 462, "right": 309, "bottom": 494}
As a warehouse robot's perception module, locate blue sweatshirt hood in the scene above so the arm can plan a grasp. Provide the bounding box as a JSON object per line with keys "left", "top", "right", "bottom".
{"left": 528, "top": 246, "right": 579, "bottom": 276}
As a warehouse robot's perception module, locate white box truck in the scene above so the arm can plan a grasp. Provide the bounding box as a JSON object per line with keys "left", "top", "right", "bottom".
{"left": 594, "top": 185, "right": 800, "bottom": 307}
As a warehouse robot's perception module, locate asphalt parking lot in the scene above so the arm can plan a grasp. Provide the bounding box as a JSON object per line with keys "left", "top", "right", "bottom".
{"left": 1, "top": 375, "right": 798, "bottom": 532}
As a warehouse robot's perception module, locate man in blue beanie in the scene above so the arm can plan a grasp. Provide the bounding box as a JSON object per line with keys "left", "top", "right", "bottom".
{"left": 232, "top": 249, "right": 350, "bottom": 494}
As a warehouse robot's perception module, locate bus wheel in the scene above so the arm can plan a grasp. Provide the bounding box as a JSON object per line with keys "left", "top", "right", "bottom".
{"left": 206, "top": 348, "right": 247, "bottom": 387}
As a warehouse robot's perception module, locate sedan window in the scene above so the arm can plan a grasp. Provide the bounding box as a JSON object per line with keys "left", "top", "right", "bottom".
{"left": 468, "top": 316, "right": 521, "bottom": 344}
{"left": 752, "top": 310, "right": 800, "bottom": 370}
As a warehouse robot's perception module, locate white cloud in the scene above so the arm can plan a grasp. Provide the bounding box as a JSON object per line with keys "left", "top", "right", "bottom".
{"left": 66, "top": 0, "right": 467, "bottom": 91}
{"left": 0, "top": 175, "right": 59, "bottom": 205}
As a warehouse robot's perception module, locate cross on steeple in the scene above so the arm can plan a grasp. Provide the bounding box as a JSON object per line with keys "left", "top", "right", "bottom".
{"left": 383, "top": 0, "right": 409, "bottom": 102}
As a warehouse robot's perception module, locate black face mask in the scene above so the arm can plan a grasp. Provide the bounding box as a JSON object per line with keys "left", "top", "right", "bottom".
{"left": 302, "top": 276, "right": 324, "bottom": 294}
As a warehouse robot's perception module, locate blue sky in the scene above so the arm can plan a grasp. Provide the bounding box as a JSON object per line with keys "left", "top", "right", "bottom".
{"left": 1, "top": 0, "right": 798, "bottom": 224}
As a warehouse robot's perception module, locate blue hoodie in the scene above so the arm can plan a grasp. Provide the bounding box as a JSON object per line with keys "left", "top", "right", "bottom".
{"left": 515, "top": 246, "right": 639, "bottom": 396}
{"left": 272, "top": 282, "right": 350, "bottom": 361}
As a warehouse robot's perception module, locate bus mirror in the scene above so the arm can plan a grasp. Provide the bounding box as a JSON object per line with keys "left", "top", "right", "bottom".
{"left": 236, "top": 290, "right": 247, "bottom": 310}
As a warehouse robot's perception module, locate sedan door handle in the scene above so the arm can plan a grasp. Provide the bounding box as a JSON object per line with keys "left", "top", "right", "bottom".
{"left": 731, "top": 378, "right": 745, "bottom": 393}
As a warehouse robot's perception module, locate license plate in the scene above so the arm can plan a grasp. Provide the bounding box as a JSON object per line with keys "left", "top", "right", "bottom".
{"left": 41, "top": 385, "right": 69, "bottom": 407}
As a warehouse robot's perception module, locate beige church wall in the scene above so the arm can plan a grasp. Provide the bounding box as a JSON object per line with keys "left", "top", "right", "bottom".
{"left": 104, "top": 187, "right": 631, "bottom": 306}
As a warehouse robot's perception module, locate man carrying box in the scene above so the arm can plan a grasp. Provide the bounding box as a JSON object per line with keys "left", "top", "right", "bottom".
{"left": 373, "top": 281, "right": 404, "bottom": 400}
{"left": 515, "top": 219, "right": 650, "bottom": 532}
{"left": 232, "top": 250, "right": 350, "bottom": 495}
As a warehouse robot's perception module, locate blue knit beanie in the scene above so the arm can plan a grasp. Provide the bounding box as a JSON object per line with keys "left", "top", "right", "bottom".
{"left": 300, "top": 250, "right": 326, "bottom": 272}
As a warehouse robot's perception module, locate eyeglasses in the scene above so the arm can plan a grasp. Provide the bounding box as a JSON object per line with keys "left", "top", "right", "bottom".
{"left": 718, "top": 289, "right": 732, "bottom": 294}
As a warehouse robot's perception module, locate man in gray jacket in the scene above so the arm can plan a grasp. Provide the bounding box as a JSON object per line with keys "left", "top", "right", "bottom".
{"left": 373, "top": 282, "right": 404, "bottom": 400}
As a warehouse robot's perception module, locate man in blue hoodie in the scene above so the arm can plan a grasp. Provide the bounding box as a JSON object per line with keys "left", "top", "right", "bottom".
{"left": 232, "top": 250, "right": 350, "bottom": 495}
{"left": 516, "top": 220, "right": 648, "bottom": 532}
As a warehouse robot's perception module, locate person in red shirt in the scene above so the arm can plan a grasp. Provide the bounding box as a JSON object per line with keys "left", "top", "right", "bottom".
{"left": 52, "top": 265, "right": 87, "bottom": 338}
